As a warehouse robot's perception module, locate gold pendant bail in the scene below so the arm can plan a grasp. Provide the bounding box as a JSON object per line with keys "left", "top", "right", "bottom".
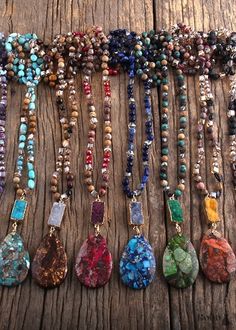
{"left": 49, "top": 226, "right": 56, "bottom": 236}
{"left": 94, "top": 224, "right": 100, "bottom": 236}
{"left": 175, "top": 223, "right": 182, "bottom": 235}
{"left": 133, "top": 225, "right": 141, "bottom": 236}
{"left": 11, "top": 222, "right": 17, "bottom": 233}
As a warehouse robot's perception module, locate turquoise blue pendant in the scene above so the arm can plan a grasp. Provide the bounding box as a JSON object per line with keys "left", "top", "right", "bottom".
{"left": 119, "top": 235, "right": 156, "bottom": 289}
{"left": 0, "top": 232, "right": 30, "bottom": 286}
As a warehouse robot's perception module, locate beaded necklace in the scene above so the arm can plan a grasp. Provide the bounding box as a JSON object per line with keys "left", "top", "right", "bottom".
{"left": 0, "top": 33, "right": 7, "bottom": 195}
{"left": 193, "top": 32, "right": 236, "bottom": 283}
{"left": 74, "top": 26, "right": 113, "bottom": 288}
{"left": 109, "top": 29, "right": 156, "bottom": 289}
{"left": 156, "top": 29, "right": 199, "bottom": 288}
{"left": 31, "top": 33, "right": 81, "bottom": 288}
{"left": 0, "top": 33, "right": 44, "bottom": 287}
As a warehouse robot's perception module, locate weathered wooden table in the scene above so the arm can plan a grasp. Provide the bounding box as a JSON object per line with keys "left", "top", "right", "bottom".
{"left": 0, "top": 1, "right": 235, "bottom": 329}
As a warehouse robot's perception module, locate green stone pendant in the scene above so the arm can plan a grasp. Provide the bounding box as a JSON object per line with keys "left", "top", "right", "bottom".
{"left": 167, "top": 199, "right": 183, "bottom": 223}
{"left": 163, "top": 234, "right": 199, "bottom": 288}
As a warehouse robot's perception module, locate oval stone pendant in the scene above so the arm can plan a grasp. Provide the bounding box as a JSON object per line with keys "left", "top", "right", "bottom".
{"left": 0, "top": 232, "right": 30, "bottom": 287}
{"left": 75, "top": 233, "right": 112, "bottom": 288}
{"left": 200, "top": 232, "right": 236, "bottom": 283}
{"left": 31, "top": 233, "right": 68, "bottom": 288}
{"left": 163, "top": 234, "right": 199, "bottom": 288}
{"left": 119, "top": 235, "right": 156, "bottom": 289}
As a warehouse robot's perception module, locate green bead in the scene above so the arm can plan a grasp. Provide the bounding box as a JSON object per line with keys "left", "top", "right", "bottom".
{"left": 167, "top": 199, "right": 183, "bottom": 223}
{"left": 162, "top": 148, "right": 169, "bottom": 155}
{"left": 174, "top": 189, "right": 182, "bottom": 197}
{"left": 178, "top": 140, "right": 185, "bottom": 147}
{"left": 180, "top": 116, "right": 187, "bottom": 123}
{"left": 161, "top": 123, "right": 168, "bottom": 130}
{"left": 180, "top": 165, "right": 186, "bottom": 173}
{"left": 162, "top": 101, "right": 168, "bottom": 107}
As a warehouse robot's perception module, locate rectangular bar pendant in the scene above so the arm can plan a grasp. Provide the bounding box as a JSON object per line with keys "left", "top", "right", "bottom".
{"left": 167, "top": 199, "right": 184, "bottom": 223}
{"left": 47, "top": 202, "right": 66, "bottom": 228}
{"left": 204, "top": 197, "right": 219, "bottom": 222}
{"left": 91, "top": 201, "right": 105, "bottom": 225}
{"left": 129, "top": 201, "right": 144, "bottom": 225}
{"left": 10, "top": 199, "right": 28, "bottom": 221}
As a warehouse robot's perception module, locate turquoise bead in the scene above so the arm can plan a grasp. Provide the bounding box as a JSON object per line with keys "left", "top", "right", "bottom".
{"left": 35, "top": 67, "right": 41, "bottom": 75}
{"left": 19, "top": 142, "right": 25, "bottom": 149}
{"left": 19, "top": 135, "right": 26, "bottom": 142}
{"left": 5, "top": 42, "right": 12, "bottom": 52}
{"left": 18, "top": 36, "right": 26, "bottom": 44}
{"left": 28, "top": 170, "right": 35, "bottom": 179}
{"left": 161, "top": 123, "right": 168, "bottom": 130}
{"left": 18, "top": 70, "right": 25, "bottom": 77}
{"left": 178, "top": 140, "right": 185, "bottom": 147}
{"left": 30, "top": 54, "right": 37, "bottom": 62}
{"left": 180, "top": 116, "right": 187, "bottom": 123}
{"left": 18, "top": 64, "right": 25, "bottom": 70}
{"left": 27, "top": 162, "right": 34, "bottom": 170}
{"left": 29, "top": 103, "right": 35, "bottom": 110}
{"left": 20, "top": 123, "right": 27, "bottom": 134}
{"left": 28, "top": 179, "right": 35, "bottom": 189}
{"left": 17, "top": 160, "right": 23, "bottom": 166}
{"left": 11, "top": 200, "right": 28, "bottom": 221}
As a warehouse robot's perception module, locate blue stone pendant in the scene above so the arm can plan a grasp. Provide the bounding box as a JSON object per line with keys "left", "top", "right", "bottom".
{"left": 119, "top": 235, "right": 156, "bottom": 289}
{"left": 0, "top": 232, "right": 30, "bottom": 286}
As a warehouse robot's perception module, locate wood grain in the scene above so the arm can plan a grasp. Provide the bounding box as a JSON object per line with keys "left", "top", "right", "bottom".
{"left": 0, "top": 0, "right": 235, "bottom": 329}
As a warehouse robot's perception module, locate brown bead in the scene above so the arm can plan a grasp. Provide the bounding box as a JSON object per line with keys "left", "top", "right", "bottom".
{"left": 105, "top": 126, "right": 112, "bottom": 133}
{"left": 84, "top": 170, "right": 92, "bottom": 177}
{"left": 51, "top": 178, "right": 58, "bottom": 186}
{"left": 13, "top": 176, "right": 20, "bottom": 184}
{"left": 50, "top": 186, "right": 57, "bottom": 193}
{"left": 54, "top": 192, "right": 61, "bottom": 201}
{"left": 88, "top": 185, "right": 95, "bottom": 193}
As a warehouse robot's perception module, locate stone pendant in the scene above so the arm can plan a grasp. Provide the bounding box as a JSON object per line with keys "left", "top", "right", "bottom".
{"left": 0, "top": 232, "right": 30, "bottom": 287}
{"left": 163, "top": 234, "right": 199, "bottom": 288}
{"left": 31, "top": 233, "right": 68, "bottom": 288}
{"left": 119, "top": 235, "right": 156, "bottom": 289}
{"left": 200, "top": 232, "right": 236, "bottom": 283}
{"left": 75, "top": 233, "right": 112, "bottom": 288}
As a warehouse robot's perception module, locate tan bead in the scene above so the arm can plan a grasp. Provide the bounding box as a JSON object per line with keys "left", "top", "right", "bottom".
{"left": 13, "top": 176, "right": 20, "bottom": 184}
{"left": 105, "top": 126, "right": 112, "bottom": 133}
{"left": 161, "top": 59, "right": 167, "bottom": 66}
{"left": 177, "top": 184, "right": 185, "bottom": 191}
{"left": 51, "top": 178, "right": 58, "bottom": 186}
{"left": 71, "top": 111, "right": 78, "bottom": 118}
{"left": 102, "top": 55, "right": 109, "bottom": 62}
{"left": 104, "top": 140, "right": 112, "bottom": 147}
{"left": 161, "top": 131, "right": 169, "bottom": 137}
{"left": 24, "top": 98, "right": 30, "bottom": 105}
{"left": 178, "top": 133, "right": 185, "bottom": 140}
{"left": 161, "top": 155, "right": 168, "bottom": 161}
{"left": 88, "top": 185, "right": 95, "bottom": 193}
{"left": 16, "top": 188, "right": 24, "bottom": 196}
{"left": 163, "top": 85, "right": 169, "bottom": 92}
{"left": 84, "top": 170, "right": 92, "bottom": 177}
{"left": 84, "top": 178, "right": 92, "bottom": 185}
{"left": 103, "top": 69, "right": 109, "bottom": 76}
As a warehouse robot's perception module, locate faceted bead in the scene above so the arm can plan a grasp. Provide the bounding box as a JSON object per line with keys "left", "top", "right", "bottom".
{"left": 163, "top": 234, "right": 199, "bottom": 288}
{"left": 119, "top": 235, "right": 156, "bottom": 289}
{"left": 200, "top": 233, "right": 236, "bottom": 283}
{"left": 0, "top": 232, "right": 30, "bottom": 286}
{"left": 204, "top": 197, "right": 219, "bottom": 222}
{"left": 75, "top": 234, "right": 112, "bottom": 288}
{"left": 167, "top": 199, "right": 183, "bottom": 223}
{"left": 31, "top": 233, "right": 67, "bottom": 288}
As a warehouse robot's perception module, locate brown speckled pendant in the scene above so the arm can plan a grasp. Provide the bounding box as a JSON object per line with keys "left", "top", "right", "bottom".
{"left": 31, "top": 232, "right": 67, "bottom": 288}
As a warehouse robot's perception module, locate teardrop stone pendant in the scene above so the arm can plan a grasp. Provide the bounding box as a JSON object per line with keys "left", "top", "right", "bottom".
{"left": 200, "top": 232, "right": 236, "bottom": 283}
{"left": 163, "top": 234, "right": 199, "bottom": 288}
{"left": 119, "top": 235, "right": 156, "bottom": 289}
{"left": 0, "top": 232, "right": 30, "bottom": 286}
{"left": 75, "top": 233, "right": 112, "bottom": 288}
{"left": 31, "top": 233, "right": 68, "bottom": 288}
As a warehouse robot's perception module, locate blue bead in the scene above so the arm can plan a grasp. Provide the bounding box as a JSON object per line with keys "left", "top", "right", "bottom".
{"left": 18, "top": 36, "right": 26, "bottom": 44}
{"left": 30, "top": 54, "right": 37, "bottom": 62}
{"left": 29, "top": 103, "right": 35, "bottom": 110}
{"left": 19, "top": 134, "right": 26, "bottom": 142}
{"left": 20, "top": 123, "right": 27, "bottom": 134}
{"left": 18, "top": 142, "right": 25, "bottom": 149}
{"left": 119, "top": 235, "right": 156, "bottom": 289}
{"left": 18, "top": 70, "right": 25, "bottom": 77}
{"left": 28, "top": 170, "right": 35, "bottom": 179}
{"left": 27, "top": 162, "right": 33, "bottom": 170}
{"left": 28, "top": 179, "right": 35, "bottom": 189}
{"left": 5, "top": 43, "right": 12, "bottom": 52}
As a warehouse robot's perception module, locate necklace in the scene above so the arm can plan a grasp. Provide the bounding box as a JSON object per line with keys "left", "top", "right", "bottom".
{"left": 31, "top": 33, "right": 81, "bottom": 288}
{"left": 74, "top": 26, "right": 113, "bottom": 288}
{"left": 193, "top": 32, "right": 236, "bottom": 283}
{"left": 0, "top": 33, "right": 7, "bottom": 195}
{"left": 110, "top": 29, "right": 156, "bottom": 289}
{"left": 157, "top": 29, "right": 199, "bottom": 288}
{"left": 0, "top": 33, "right": 44, "bottom": 287}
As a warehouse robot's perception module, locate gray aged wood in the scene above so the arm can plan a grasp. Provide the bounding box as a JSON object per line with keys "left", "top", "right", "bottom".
{"left": 0, "top": 0, "right": 235, "bottom": 329}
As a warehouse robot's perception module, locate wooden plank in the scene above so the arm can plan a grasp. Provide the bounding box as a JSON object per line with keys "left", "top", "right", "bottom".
{"left": 0, "top": 0, "right": 235, "bottom": 329}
